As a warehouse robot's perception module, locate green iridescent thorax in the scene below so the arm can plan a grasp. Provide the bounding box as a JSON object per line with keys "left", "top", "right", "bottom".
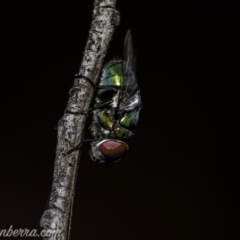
{"left": 96, "top": 109, "right": 135, "bottom": 140}
{"left": 119, "top": 112, "right": 136, "bottom": 129}
{"left": 97, "top": 109, "right": 113, "bottom": 130}
{"left": 111, "top": 122, "right": 131, "bottom": 139}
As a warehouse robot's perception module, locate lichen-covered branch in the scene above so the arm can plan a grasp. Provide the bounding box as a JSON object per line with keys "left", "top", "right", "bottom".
{"left": 40, "top": 1, "right": 120, "bottom": 239}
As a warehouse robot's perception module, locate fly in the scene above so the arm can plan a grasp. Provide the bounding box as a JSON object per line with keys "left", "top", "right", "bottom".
{"left": 64, "top": 30, "right": 142, "bottom": 163}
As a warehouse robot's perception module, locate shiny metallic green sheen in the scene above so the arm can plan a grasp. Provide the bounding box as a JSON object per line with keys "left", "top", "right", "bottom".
{"left": 101, "top": 62, "right": 135, "bottom": 86}
{"left": 97, "top": 109, "right": 132, "bottom": 140}
{"left": 97, "top": 110, "right": 113, "bottom": 130}
{"left": 105, "top": 62, "right": 123, "bottom": 77}
{"left": 105, "top": 75, "right": 123, "bottom": 86}
{"left": 111, "top": 123, "right": 131, "bottom": 139}
{"left": 101, "top": 63, "right": 123, "bottom": 86}
{"left": 120, "top": 112, "right": 135, "bottom": 129}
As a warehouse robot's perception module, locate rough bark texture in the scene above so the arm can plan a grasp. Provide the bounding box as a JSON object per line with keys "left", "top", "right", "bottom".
{"left": 40, "top": 1, "right": 120, "bottom": 239}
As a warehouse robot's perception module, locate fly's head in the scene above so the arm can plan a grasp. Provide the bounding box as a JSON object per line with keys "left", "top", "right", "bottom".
{"left": 89, "top": 139, "right": 129, "bottom": 163}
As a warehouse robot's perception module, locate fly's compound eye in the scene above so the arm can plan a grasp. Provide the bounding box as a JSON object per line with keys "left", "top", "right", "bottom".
{"left": 98, "top": 140, "right": 128, "bottom": 161}
{"left": 97, "top": 88, "right": 117, "bottom": 101}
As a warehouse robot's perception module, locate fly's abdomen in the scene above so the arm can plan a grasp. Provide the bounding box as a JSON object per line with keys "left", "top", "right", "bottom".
{"left": 100, "top": 61, "right": 136, "bottom": 87}
{"left": 100, "top": 62, "right": 123, "bottom": 86}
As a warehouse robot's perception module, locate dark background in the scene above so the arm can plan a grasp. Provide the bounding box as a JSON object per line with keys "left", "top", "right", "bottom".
{"left": 0, "top": 1, "right": 240, "bottom": 239}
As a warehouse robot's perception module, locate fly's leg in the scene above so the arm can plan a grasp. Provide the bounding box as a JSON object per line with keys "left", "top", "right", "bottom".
{"left": 75, "top": 74, "right": 97, "bottom": 89}
{"left": 66, "top": 75, "right": 115, "bottom": 115}
{"left": 62, "top": 138, "right": 102, "bottom": 156}
{"left": 66, "top": 99, "right": 113, "bottom": 115}
{"left": 75, "top": 74, "right": 117, "bottom": 91}
{"left": 63, "top": 75, "right": 115, "bottom": 156}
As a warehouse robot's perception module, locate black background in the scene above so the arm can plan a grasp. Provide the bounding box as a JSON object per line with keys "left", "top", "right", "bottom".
{"left": 0, "top": 1, "right": 240, "bottom": 239}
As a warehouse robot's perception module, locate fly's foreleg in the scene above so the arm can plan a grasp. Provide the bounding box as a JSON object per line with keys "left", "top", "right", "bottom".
{"left": 62, "top": 139, "right": 102, "bottom": 157}
{"left": 66, "top": 75, "right": 114, "bottom": 116}
{"left": 66, "top": 99, "right": 113, "bottom": 115}
{"left": 75, "top": 74, "right": 117, "bottom": 91}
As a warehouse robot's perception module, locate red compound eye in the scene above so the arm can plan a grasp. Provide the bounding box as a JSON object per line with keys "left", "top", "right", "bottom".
{"left": 99, "top": 140, "right": 128, "bottom": 161}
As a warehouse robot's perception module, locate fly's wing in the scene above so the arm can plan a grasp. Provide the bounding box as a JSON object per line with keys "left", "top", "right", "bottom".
{"left": 119, "top": 30, "right": 141, "bottom": 111}
{"left": 123, "top": 30, "right": 137, "bottom": 92}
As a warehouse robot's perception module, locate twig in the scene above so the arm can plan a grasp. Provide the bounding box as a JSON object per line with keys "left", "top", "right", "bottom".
{"left": 40, "top": 1, "right": 120, "bottom": 239}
